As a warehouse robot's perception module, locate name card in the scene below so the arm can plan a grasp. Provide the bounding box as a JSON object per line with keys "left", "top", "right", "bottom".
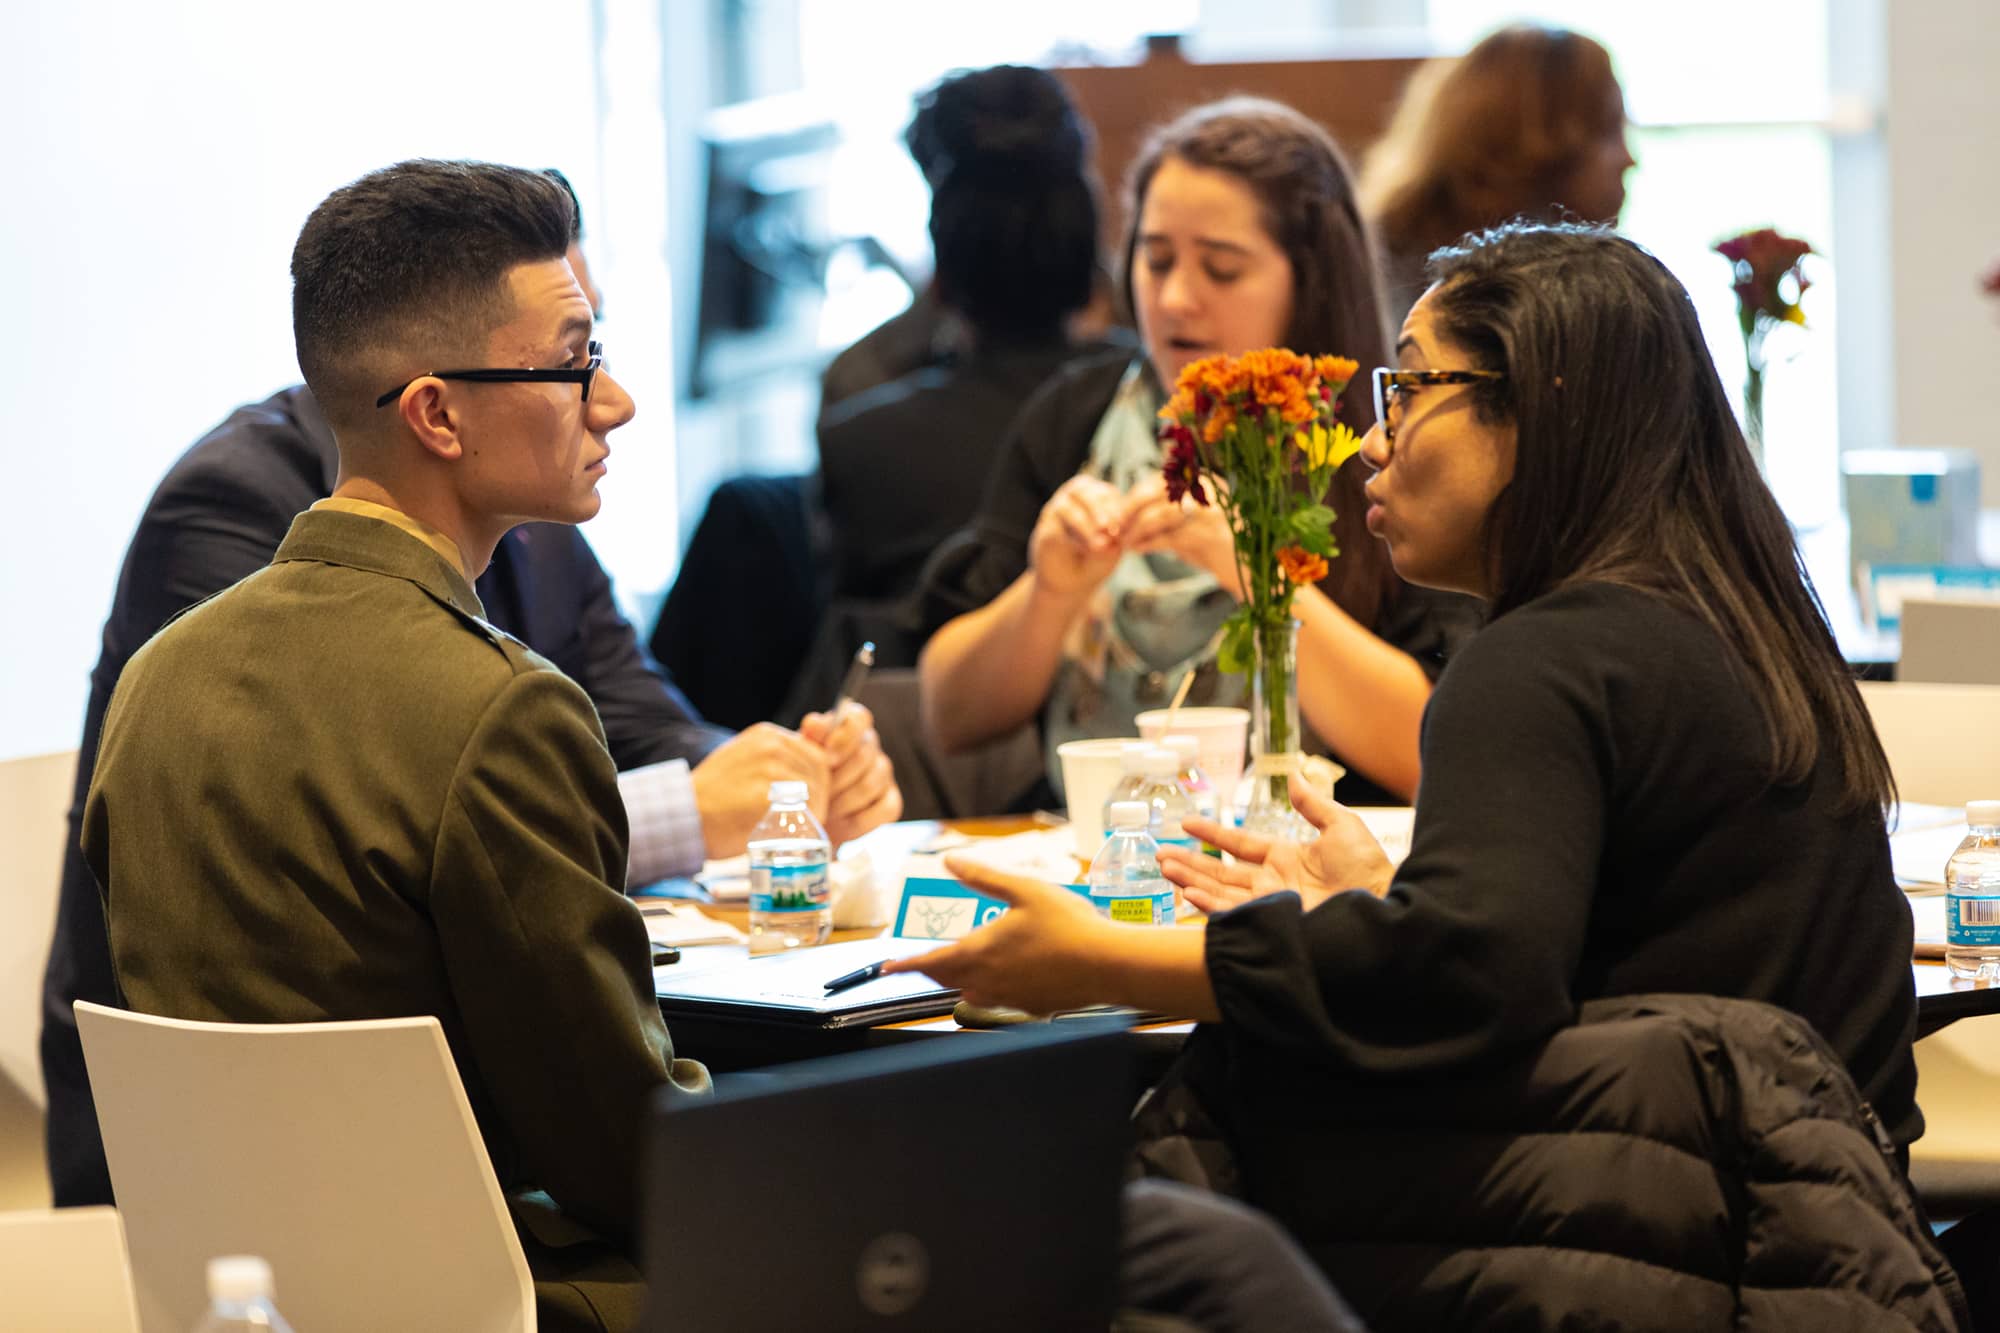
{"left": 892, "top": 876, "right": 1092, "bottom": 941}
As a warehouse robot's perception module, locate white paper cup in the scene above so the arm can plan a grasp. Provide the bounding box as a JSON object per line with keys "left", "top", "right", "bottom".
{"left": 1057, "top": 737, "right": 1142, "bottom": 859}
{"left": 1136, "top": 706, "right": 1250, "bottom": 816}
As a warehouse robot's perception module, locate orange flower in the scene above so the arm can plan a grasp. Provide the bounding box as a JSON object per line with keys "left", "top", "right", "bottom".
{"left": 1196, "top": 357, "right": 1247, "bottom": 402}
{"left": 1312, "top": 355, "right": 1359, "bottom": 387}
{"left": 1201, "top": 403, "right": 1237, "bottom": 444}
{"left": 1276, "top": 545, "right": 1329, "bottom": 585}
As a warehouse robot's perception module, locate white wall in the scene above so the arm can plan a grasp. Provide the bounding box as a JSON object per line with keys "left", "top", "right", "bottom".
{"left": 1886, "top": 0, "right": 2000, "bottom": 504}
{"left": 0, "top": 0, "right": 677, "bottom": 762}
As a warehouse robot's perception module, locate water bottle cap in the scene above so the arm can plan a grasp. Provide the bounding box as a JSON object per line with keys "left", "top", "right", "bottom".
{"left": 1140, "top": 748, "right": 1180, "bottom": 778}
{"left": 207, "top": 1255, "right": 274, "bottom": 1304}
{"left": 1118, "top": 741, "right": 1155, "bottom": 773}
{"left": 1968, "top": 800, "right": 2000, "bottom": 827}
{"left": 1108, "top": 800, "right": 1150, "bottom": 829}
{"left": 768, "top": 780, "right": 808, "bottom": 805}
{"left": 1162, "top": 735, "right": 1200, "bottom": 765}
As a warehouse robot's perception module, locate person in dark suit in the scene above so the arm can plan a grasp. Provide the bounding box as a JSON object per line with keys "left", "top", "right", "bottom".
{"left": 43, "top": 177, "right": 901, "bottom": 1215}
{"left": 81, "top": 159, "right": 707, "bottom": 1331}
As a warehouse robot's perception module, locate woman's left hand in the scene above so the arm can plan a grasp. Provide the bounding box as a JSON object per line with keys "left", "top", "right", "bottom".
{"left": 1160, "top": 778, "right": 1394, "bottom": 914}
{"left": 880, "top": 855, "right": 1120, "bottom": 1012}
{"left": 1120, "top": 475, "right": 1246, "bottom": 600}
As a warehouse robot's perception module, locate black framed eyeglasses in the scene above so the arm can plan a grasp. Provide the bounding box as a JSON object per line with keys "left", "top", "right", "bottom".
{"left": 1372, "top": 367, "right": 1504, "bottom": 444}
{"left": 374, "top": 341, "right": 604, "bottom": 409}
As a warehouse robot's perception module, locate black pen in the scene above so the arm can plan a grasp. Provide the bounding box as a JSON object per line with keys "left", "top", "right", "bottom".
{"left": 834, "top": 641, "right": 876, "bottom": 710}
{"left": 823, "top": 958, "right": 891, "bottom": 994}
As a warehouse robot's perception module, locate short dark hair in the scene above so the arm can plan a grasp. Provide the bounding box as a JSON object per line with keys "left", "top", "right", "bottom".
{"left": 291, "top": 159, "right": 575, "bottom": 428}
{"left": 1425, "top": 221, "right": 1893, "bottom": 810}
{"left": 909, "top": 65, "right": 1099, "bottom": 342}
{"left": 1121, "top": 97, "right": 1397, "bottom": 629}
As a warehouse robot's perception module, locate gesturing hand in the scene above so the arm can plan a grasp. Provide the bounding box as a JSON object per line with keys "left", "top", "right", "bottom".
{"left": 1119, "top": 475, "right": 1246, "bottom": 600}
{"left": 1159, "top": 778, "right": 1393, "bottom": 914}
{"left": 1028, "top": 475, "right": 1126, "bottom": 600}
{"left": 881, "top": 855, "right": 1119, "bottom": 1013}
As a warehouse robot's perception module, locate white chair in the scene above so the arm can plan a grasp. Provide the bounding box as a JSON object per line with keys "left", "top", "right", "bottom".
{"left": 1858, "top": 680, "right": 2000, "bottom": 807}
{"left": 0, "top": 1206, "right": 141, "bottom": 1332}
{"left": 74, "top": 1002, "right": 534, "bottom": 1333}
{"left": 0, "top": 748, "right": 80, "bottom": 1211}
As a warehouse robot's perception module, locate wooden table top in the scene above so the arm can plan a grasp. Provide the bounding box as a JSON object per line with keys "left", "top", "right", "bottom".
{"left": 657, "top": 817, "right": 2000, "bottom": 1040}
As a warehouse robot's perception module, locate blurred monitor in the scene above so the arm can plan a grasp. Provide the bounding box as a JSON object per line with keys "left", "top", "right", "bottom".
{"left": 687, "top": 93, "right": 910, "bottom": 399}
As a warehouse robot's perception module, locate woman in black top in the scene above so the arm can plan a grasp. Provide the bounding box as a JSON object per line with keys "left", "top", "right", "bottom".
{"left": 916, "top": 97, "right": 1483, "bottom": 805}
{"left": 889, "top": 222, "right": 1919, "bottom": 1152}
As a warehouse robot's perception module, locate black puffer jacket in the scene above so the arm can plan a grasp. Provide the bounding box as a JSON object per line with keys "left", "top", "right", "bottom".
{"left": 1134, "top": 994, "right": 1968, "bottom": 1332}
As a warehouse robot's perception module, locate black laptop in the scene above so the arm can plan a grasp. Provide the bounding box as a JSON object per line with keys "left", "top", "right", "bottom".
{"left": 640, "top": 1022, "right": 1136, "bottom": 1332}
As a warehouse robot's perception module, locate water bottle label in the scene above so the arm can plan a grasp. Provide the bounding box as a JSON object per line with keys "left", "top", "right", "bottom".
{"left": 1947, "top": 894, "right": 2000, "bottom": 949}
{"left": 1155, "top": 835, "right": 1198, "bottom": 854}
{"left": 1099, "top": 891, "right": 1175, "bottom": 926}
{"left": 751, "top": 862, "right": 829, "bottom": 913}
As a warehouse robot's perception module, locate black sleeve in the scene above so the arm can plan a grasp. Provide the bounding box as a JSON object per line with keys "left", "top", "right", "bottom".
{"left": 1204, "top": 607, "right": 1607, "bottom": 1076}
{"left": 559, "top": 533, "right": 732, "bottom": 772}
{"left": 113, "top": 463, "right": 299, "bottom": 643}
{"left": 909, "top": 355, "right": 1123, "bottom": 639}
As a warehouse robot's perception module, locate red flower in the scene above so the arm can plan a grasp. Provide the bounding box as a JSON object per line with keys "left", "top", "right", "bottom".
{"left": 1162, "top": 428, "right": 1207, "bottom": 505}
{"left": 1715, "top": 227, "right": 1813, "bottom": 326}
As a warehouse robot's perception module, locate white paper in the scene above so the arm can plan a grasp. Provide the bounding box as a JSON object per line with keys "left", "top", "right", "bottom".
{"left": 636, "top": 902, "right": 745, "bottom": 947}
{"left": 1351, "top": 806, "right": 1415, "bottom": 866}
{"left": 1892, "top": 823, "right": 1969, "bottom": 892}
{"left": 654, "top": 937, "right": 947, "bottom": 1012}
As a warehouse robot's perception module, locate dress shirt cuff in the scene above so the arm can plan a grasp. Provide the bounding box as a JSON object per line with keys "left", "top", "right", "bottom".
{"left": 619, "top": 759, "right": 707, "bottom": 887}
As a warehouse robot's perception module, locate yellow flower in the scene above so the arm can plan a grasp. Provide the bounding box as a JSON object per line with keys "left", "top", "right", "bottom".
{"left": 1294, "top": 421, "right": 1362, "bottom": 470}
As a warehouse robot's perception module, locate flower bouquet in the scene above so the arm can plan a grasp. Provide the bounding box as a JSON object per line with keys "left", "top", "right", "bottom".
{"left": 1714, "top": 227, "right": 1813, "bottom": 471}
{"left": 1157, "top": 349, "right": 1361, "bottom": 838}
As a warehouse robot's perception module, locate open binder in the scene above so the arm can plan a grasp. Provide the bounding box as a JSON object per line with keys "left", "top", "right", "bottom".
{"left": 653, "top": 937, "right": 956, "bottom": 1029}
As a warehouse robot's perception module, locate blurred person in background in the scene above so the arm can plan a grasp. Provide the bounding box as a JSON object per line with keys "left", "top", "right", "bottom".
{"left": 1360, "top": 23, "right": 1634, "bottom": 326}
{"left": 818, "top": 64, "right": 1114, "bottom": 607}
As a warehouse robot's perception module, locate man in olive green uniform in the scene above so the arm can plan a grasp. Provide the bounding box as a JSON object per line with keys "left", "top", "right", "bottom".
{"left": 82, "top": 160, "right": 700, "bottom": 1332}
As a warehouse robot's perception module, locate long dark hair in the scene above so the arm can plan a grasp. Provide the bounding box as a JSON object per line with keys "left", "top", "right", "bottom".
{"left": 1120, "top": 97, "right": 1398, "bottom": 630}
{"left": 1426, "top": 222, "right": 1893, "bottom": 810}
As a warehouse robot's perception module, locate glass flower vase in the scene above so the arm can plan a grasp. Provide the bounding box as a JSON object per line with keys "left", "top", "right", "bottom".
{"left": 1742, "top": 359, "right": 1765, "bottom": 473}
{"left": 1242, "top": 617, "right": 1313, "bottom": 843}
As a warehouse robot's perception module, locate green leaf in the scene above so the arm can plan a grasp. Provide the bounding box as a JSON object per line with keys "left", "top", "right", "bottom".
{"left": 1217, "top": 611, "right": 1254, "bottom": 675}
{"left": 1291, "top": 526, "right": 1335, "bottom": 559}
{"left": 1289, "top": 504, "right": 1336, "bottom": 542}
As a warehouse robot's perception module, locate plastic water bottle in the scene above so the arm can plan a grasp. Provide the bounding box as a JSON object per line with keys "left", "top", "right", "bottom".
{"left": 1100, "top": 742, "right": 1159, "bottom": 835}
{"left": 747, "top": 780, "right": 832, "bottom": 954}
{"left": 1088, "top": 801, "right": 1175, "bottom": 925}
{"left": 191, "top": 1256, "right": 294, "bottom": 1332}
{"left": 1945, "top": 800, "right": 2000, "bottom": 982}
{"left": 1134, "top": 747, "right": 1198, "bottom": 854}
{"left": 1160, "top": 735, "right": 1218, "bottom": 824}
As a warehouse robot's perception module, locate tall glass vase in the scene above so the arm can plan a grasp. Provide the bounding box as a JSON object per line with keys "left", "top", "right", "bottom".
{"left": 1742, "top": 359, "right": 1765, "bottom": 473}
{"left": 1243, "top": 617, "right": 1312, "bottom": 842}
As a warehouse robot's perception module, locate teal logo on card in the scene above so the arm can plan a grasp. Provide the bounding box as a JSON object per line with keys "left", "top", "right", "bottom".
{"left": 893, "top": 876, "right": 1091, "bottom": 940}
